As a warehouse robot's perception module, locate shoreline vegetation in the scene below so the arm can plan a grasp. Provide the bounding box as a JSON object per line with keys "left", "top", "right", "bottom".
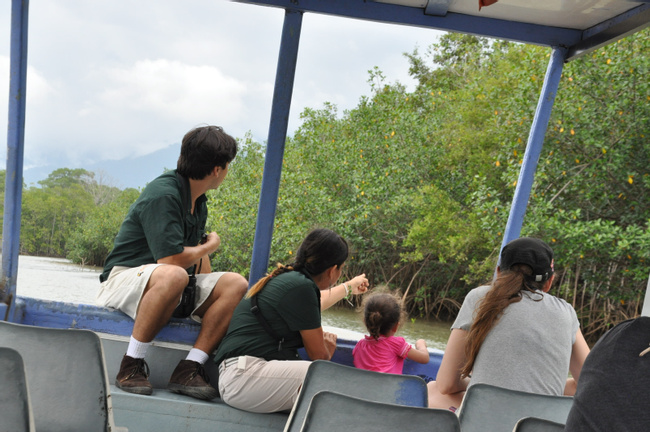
{"left": 2, "top": 31, "right": 648, "bottom": 345}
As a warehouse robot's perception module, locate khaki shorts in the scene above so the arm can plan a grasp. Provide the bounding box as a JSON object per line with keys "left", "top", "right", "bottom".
{"left": 218, "top": 356, "right": 311, "bottom": 413}
{"left": 96, "top": 264, "right": 225, "bottom": 323}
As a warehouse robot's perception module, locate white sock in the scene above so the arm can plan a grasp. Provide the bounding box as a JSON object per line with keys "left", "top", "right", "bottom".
{"left": 126, "top": 336, "right": 151, "bottom": 359}
{"left": 186, "top": 348, "right": 209, "bottom": 364}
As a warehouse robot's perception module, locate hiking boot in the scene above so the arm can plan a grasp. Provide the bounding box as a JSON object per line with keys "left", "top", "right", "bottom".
{"left": 167, "top": 359, "right": 219, "bottom": 400}
{"left": 115, "top": 355, "right": 153, "bottom": 395}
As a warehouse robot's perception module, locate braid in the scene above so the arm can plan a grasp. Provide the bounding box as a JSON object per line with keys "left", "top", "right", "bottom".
{"left": 246, "top": 263, "right": 294, "bottom": 298}
{"left": 366, "top": 311, "right": 384, "bottom": 339}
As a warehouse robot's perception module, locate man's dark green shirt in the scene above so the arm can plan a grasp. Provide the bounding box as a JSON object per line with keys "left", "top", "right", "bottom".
{"left": 100, "top": 170, "right": 207, "bottom": 282}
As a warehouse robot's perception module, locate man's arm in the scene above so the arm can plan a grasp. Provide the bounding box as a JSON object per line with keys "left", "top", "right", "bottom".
{"left": 157, "top": 232, "right": 220, "bottom": 269}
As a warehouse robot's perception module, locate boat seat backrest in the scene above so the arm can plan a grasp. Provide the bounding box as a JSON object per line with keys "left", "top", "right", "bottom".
{"left": 299, "top": 390, "right": 460, "bottom": 432}
{"left": 0, "top": 347, "right": 35, "bottom": 432}
{"left": 0, "top": 320, "right": 112, "bottom": 432}
{"left": 284, "top": 360, "right": 428, "bottom": 432}
{"left": 457, "top": 383, "right": 573, "bottom": 432}
{"left": 513, "top": 416, "right": 566, "bottom": 432}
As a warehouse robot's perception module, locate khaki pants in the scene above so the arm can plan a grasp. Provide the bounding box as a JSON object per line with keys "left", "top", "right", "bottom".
{"left": 218, "top": 356, "right": 311, "bottom": 413}
{"left": 96, "top": 264, "right": 225, "bottom": 323}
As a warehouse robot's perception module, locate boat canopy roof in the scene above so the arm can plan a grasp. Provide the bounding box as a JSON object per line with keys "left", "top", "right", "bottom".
{"left": 235, "top": 0, "right": 650, "bottom": 60}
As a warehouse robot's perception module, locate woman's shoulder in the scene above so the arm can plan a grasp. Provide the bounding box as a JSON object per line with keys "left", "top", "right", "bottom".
{"left": 270, "top": 270, "right": 315, "bottom": 288}
{"left": 266, "top": 271, "right": 318, "bottom": 299}
{"left": 540, "top": 291, "right": 578, "bottom": 313}
{"left": 463, "top": 285, "right": 491, "bottom": 303}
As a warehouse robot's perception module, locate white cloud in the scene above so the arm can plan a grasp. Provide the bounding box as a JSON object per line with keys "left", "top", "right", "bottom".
{"left": 98, "top": 59, "right": 247, "bottom": 124}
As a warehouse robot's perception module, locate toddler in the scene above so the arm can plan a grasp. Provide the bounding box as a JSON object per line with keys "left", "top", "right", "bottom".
{"left": 353, "top": 292, "right": 429, "bottom": 374}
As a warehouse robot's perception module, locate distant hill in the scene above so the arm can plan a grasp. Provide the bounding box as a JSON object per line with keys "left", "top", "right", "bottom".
{"left": 21, "top": 143, "right": 181, "bottom": 190}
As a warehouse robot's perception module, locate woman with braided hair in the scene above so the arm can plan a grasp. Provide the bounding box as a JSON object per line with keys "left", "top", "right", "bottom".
{"left": 427, "top": 237, "right": 590, "bottom": 411}
{"left": 214, "top": 228, "right": 369, "bottom": 413}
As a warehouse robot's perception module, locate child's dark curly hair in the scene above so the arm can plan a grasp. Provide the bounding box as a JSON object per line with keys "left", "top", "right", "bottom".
{"left": 361, "top": 291, "right": 405, "bottom": 339}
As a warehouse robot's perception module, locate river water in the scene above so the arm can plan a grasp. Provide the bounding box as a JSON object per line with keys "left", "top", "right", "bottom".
{"left": 13, "top": 255, "right": 451, "bottom": 350}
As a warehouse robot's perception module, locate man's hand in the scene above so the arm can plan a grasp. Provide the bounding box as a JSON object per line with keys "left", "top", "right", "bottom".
{"left": 204, "top": 231, "right": 221, "bottom": 254}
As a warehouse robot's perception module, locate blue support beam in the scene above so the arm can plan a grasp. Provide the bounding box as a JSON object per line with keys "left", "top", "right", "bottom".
{"left": 2, "top": 0, "right": 30, "bottom": 321}
{"left": 248, "top": 9, "right": 303, "bottom": 287}
{"left": 499, "top": 46, "right": 567, "bottom": 259}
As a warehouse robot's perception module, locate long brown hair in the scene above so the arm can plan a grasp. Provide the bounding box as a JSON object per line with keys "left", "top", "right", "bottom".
{"left": 460, "top": 264, "right": 545, "bottom": 378}
{"left": 246, "top": 228, "right": 348, "bottom": 298}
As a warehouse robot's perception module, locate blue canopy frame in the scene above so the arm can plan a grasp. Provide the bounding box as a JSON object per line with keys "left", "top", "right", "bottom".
{"left": 2, "top": 0, "right": 649, "bottom": 320}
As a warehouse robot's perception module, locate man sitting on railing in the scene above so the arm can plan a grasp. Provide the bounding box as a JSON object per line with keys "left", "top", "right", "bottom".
{"left": 97, "top": 125, "right": 248, "bottom": 400}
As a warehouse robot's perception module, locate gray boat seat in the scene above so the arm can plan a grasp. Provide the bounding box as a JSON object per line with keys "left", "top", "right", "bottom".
{"left": 0, "top": 320, "right": 127, "bottom": 432}
{"left": 284, "top": 360, "right": 428, "bottom": 432}
{"left": 299, "top": 390, "right": 460, "bottom": 432}
{"left": 0, "top": 347, "right": 35, "bottom": 432}
{"left": 457, "top": 383, "right": 573, "bottom": 432}
{"left": 513, "top": 417, "right": 566, "bottom": 432}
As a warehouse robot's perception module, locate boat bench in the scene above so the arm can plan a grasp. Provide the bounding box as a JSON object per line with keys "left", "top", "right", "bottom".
{"left": 0, "top": 320, "right": 126, "bottom": 432}
{"left": 110, "top": 386, "right": 289, "bottom": 432}
{"left": 299, "top": 390, "right": 459, "bottom": 432}
{"left": 285, "top": 360, "right": 429, "bottom": 432}
{"left": 457, "top": 383, "right": 574, "bottom": 432}
{"left": 0, "top": 347, "right": 34, "bottom": 432}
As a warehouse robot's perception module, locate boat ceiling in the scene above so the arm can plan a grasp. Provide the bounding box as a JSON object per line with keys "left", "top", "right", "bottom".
{"left": 234, "top": 0, "right": 650, "bottom": 60}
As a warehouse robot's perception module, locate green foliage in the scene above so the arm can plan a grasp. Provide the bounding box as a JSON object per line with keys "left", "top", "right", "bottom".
{"left": 208, "top": 133, "right": 265, "bottom": 277}
{"left": 21, "top": 178, "right": 94, "bottom": 257}
{"left": 12, "top": 167, "right": 136, "bottom": 264}
{"left": 37, "top": 168, "right": 90, "bottom": 189}
{"left": 67, "top": 188, "right": 140, "bottom": 266}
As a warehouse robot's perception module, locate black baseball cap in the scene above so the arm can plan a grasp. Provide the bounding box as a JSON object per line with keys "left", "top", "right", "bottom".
{"left": 500, "top": 237, "right": 554, "bottom": 282}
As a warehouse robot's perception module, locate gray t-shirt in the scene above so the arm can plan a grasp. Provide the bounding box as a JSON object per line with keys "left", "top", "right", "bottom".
{"left": 453, "top": 285, "right": 579, "bottom": 396}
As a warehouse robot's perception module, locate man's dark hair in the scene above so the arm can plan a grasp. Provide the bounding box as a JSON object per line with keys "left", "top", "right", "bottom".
{"left": 177, "top": 125, "right": 238, "bottom": 179}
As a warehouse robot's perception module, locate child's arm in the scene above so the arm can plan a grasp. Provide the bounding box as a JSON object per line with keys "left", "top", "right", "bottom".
{"left": 406, "top": 339, "right": 430, "bottom": 364}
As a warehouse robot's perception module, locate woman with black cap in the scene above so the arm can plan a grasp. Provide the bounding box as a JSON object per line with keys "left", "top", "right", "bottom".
{"left": 427, "top": 237, "right": 590, "bottom": 410}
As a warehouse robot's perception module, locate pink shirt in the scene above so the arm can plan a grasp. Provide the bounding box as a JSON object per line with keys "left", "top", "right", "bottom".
{"left": 352, "top": 335, "right": 411, "bottom": 374}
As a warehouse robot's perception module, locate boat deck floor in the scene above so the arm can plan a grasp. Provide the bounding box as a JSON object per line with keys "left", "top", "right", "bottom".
{"left": 101, "top": 334, "right": 289, "bottom": 432}
{"left": 110, "top": 385, "right": 288, "bottom": 432}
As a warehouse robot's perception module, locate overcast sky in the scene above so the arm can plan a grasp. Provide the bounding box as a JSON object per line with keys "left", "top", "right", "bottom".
{"left": 0, "top": 1, "right": 443, "bottom": 188}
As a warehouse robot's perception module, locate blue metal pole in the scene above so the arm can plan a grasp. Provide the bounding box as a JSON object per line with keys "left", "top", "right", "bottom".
{"left": 498, "top": 46, "right": 567, "bottom": 257}
{"left": 1, "top": 0, "right": 29, "bottom": 321}
{"left": 248, "top": 9, "right": 303, "bottom": 287}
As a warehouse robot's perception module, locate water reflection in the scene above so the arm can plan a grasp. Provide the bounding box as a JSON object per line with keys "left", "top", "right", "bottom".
{"left": 16, "top": 255, "right": 102, "bottom": 304}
